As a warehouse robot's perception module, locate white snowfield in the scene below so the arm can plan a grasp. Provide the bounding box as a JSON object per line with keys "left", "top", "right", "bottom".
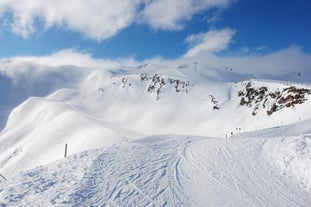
{"left": 0, "top": 61, "right": 311, "bottom": 206}
{"left": 1, "top": 131, "right": 310, "bottom": 206}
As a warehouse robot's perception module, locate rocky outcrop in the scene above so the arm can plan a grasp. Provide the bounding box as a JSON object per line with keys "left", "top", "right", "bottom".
{"left": 209, "top": 95, "right": 220, "bottom": 110}
{"left": 121, "top": 78, "right": 132, "bottom": 88}
{"left": 140, "top": 73, "right": 189, "bottom": 100}
{"left": 238, "top": 82, "right": 311, "bottom": 115}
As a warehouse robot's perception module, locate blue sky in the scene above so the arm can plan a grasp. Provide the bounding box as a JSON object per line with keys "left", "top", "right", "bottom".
{"left": 0, "top": 0, "right": 310, "bottom": 74}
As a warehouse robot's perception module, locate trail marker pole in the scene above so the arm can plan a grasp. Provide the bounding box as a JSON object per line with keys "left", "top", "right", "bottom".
{"left": 0, "top": 173, "right": 7, "bottom": 181}
{"left": 64, "top": 143, "right": 68, "bottom": 158}
{"left": 193, "top": 62, "right": 198, "bottom": 73}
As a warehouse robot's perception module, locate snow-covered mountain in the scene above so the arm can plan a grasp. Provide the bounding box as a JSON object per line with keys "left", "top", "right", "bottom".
{"left": 0, "top": 60, "right": 311, "bottom": 206}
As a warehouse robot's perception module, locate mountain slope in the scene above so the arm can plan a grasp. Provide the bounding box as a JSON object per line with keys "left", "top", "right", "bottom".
{"left": 1, "top": 120, "right": 310, "bottom": 206}
{"left": 1, "top": 63, "right": 311, "bottom": 175}
{"left": 0, "top": 61, "right": 311, "bottom": 206}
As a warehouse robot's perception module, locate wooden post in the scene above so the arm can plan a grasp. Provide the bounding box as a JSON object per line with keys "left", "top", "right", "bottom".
{"left": 64, "top": 143, "right": 68, "bottom": 158}
{"left": 193, "top": 62, "right": 198, "bottom": 73}
{"left": 0, "top": 173, "right": 7, "bottom": 181}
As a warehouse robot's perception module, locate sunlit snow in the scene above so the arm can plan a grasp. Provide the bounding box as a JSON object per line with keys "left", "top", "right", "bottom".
{"left": 0, "top": 61, "right": 310, "bottom": 206}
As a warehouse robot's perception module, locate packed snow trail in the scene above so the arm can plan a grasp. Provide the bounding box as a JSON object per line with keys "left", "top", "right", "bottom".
{"left": 0, "top": 136, "right": 192, "bottom": 206}
{"left": 69, "top": 136, "right": 191, "bottom": 206}
{"left": 181, "top": 137, "right": 311, "bottom": 206}
{"left": 0, "top": 134, "right": 310, "bottom": 206}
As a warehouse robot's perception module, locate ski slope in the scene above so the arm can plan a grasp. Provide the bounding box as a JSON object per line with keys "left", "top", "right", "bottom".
{"left": 1, "top": 122, "right": 310, "bottom": 206}
{"left": 0, "top": 60, "right": 311, "bottom": 206}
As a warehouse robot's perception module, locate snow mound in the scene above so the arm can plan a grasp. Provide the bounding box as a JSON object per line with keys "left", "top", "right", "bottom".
{"left": 0, "top": 96, "right": 140, "bottom": 175}
{"left": 262, "top": 135, "right": 311, "bottom": 192}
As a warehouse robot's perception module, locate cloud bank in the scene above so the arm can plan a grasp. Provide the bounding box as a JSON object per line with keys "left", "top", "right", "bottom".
{"left": 182, "top": 45, "right": 311, "bottom": 75}
{"left": 179, "top": 29, "right": 311, "bottom": 75}
{"left": 2, "top": 44, "right": 310, "bottom": 77}
{"left": 0, "top": 0, "right": 234, "bottom": 41}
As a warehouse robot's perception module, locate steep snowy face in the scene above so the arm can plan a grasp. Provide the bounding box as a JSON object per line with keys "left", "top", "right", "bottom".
{"left": 0, "top": 61, "right": 88, "bottom": 129}
{"left": 1, "top": 62, "right": 311, "bottom": 175}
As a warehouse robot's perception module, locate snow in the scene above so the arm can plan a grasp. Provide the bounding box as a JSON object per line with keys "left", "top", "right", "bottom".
{"left": 0, "top": 61, "right": 311, "bottom": 206}
{"left": 1, "top": 132, "right": 310, "bottom": 206}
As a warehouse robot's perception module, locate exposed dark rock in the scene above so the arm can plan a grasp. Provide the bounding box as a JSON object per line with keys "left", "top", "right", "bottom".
{"left": 121, "top": 78, "right": 132, "bottom": 88}
{"left": 238, "top": 82, "right": 311, "bottom": 116}
{"left": 140, "top": 73, "right": 189, "bottom": 100}
{"left": 210, "top": 95, "right": 220, "bottom": 110}
{"left": 213, "top": 106, "right": 220, "bottom": 110}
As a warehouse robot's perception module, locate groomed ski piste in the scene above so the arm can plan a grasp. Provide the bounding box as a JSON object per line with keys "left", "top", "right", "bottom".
{"left": 0, "top": 60, "right": 311, "bottom": 206}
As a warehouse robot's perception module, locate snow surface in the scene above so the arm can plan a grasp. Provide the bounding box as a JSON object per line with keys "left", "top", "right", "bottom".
{"left": 1, "top": 130, "right": 310, "bottom": 206}
{"left": 0, "top": 61, "right": 311, "bottom": 206}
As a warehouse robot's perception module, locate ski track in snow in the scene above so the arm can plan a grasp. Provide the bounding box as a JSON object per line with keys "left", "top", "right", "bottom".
{"left": 1, "top": 135, "right": 310, "bottom": 206}
{"left": 181, "top": 138, "right": 311, "bottom": 206}
{"left": 71, "top": 136, "right": 190, "bottom": 207}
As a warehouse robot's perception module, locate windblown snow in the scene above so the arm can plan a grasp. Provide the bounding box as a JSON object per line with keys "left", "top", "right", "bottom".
{"left": 0, "top": 61, "right": 311, "bottom": 206}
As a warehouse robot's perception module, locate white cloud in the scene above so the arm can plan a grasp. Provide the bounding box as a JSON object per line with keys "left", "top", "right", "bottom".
{"left": 255, "top": 46, "right": 267, "bottom": 52}
{"left": 239, "top": 47, "right": 250, "bottom": 54}
{"left": 3, "top": 44, "right": 309, "bottom": 78}
{"left": 6, "top": 49, "right": 139, "bottom": 70}
{"left": 140, "top": 0, "right": 233, "bottom": 30}
{"left": 181, "top": 45, "right": 311, "bottom": 75}
{"left": 184, "top": 28, "right": 236, "bottom": 57}
{"left": 0, "top": 0, "right": 235, "bottom": 40}
{"left": 0, "top": 0, "right": 141, "bottom": 41}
